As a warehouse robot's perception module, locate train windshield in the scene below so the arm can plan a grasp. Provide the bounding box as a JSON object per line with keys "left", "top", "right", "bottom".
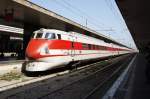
{"left": 36, "top": 33, "right": 43, "bottom": 38}
{"left": 45, "top": 33, "right": 56, "bottom": 39}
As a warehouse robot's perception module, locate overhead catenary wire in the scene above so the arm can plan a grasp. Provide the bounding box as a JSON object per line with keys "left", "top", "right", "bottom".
{"left": 52, "top": 0, "right": 113, "bottom": 32}
{"left": 105, "top": 0, "right": 124, "bottom": 27}
{"left": 105, "top": 0, "right": 131, "bottom": 34}
{"left": 53, "top": 0, "right": 136, "bottom": 49}
{"left": 62, "top": 0, "right": 110, "bottom": 28}
{"left": 105, "top": 0, "right": 136, "bottom": 48}
{"left": 53, "top": 0, "right": 102, "bottom": 29}
{"left": 51, "top": 0, "right": 85, "bottom": 21}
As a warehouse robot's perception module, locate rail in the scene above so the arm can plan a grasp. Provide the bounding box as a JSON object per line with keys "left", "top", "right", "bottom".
{"left": 37, "top": 55, "right": 131, "bottom": 99}
{"left": 0, "top": 54, "right": 132, "bottom": 99}
{"left": 83, "top": 55, "right": 135, "bottom": 99}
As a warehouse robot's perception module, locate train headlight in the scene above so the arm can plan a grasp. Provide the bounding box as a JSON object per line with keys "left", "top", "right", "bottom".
{"left": 40, "top": 46, "right": 50, "bottom": 55}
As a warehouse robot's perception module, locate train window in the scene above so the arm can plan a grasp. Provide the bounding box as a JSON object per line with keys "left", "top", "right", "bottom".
{"left": 36, "top": 33, "right": 43, "bottom": 38}
{"left": 57, "top": 34, "right": 61, "bottom": 39}
{"left": 82, "top": 43, "right": 88, "bottom": 49}
{"left": 71, "top": 42, "right": 74, "bottom": 48}
{"left": 88, "top": 44, "right": 91, "bottom": 49}
{"left": 45, "top": 33, "right": 56, "bottom": 39}
{"left": 93, "top": 45, "right": 95, "bottom": 49}
{"left": 100, "top": 46, "right": 106, "bottom": 50}
{"left": 95, "top": 45, "right": 98, "bottom": 50}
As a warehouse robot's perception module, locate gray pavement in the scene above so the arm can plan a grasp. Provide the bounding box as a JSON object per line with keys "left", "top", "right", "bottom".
{"left": 0, "top": 59, "right": 24, "bottom": 75}
{"left": 121, "top": 53, "right": 150, "bottom": 99}
{"left": 129, "top": 53, "right": 150, "bottom": 99}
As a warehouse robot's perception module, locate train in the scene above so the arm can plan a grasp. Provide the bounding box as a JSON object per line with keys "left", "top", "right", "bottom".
{"left": 25, "top": 28, "right": 132, "bottom": 72}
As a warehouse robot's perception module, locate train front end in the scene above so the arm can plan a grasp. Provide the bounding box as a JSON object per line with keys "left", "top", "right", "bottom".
{"left": 25, "top": 29, "right": 62, "bottom": 72}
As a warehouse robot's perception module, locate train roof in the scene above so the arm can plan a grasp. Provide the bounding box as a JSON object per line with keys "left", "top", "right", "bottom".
{"left": 35, "top": 28, "right": 130, "bottom": 49}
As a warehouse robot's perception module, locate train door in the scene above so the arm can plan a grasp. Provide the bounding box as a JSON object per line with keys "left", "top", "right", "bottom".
{"left": 68, "top": 33, "right": 76, "bottom": 60}
{"left": 71, "top": 36, "right": 77, "bottom": 57}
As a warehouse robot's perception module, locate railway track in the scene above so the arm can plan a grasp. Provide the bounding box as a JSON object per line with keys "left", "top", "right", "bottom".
{"left": 0, "top": 54, "right": 133, "bottom": 99}
{"left": 0, "top": 56, "right": 113, "bottom": 92}
{"left": 83, "top": 56, "right": 134, "bottom": 99}
{"left": 0, "top": 55, "right": 121, "bottom": 92}
{"left": 38, "top": 55, "right": 133, "bottom": 99}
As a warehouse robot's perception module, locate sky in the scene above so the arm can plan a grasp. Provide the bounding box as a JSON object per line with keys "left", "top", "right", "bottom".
{"left": 30, "top": 0, "right": 137, "bottom": 49}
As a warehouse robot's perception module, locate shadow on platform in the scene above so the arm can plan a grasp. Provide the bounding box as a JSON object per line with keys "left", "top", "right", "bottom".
{"left": 116, "top": 53, "right": 150, "bottom": 99}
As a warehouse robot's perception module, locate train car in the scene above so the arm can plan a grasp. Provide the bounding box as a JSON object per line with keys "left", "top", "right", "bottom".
{"left": 25, "top": 28, "right": 131, "bottom": 72}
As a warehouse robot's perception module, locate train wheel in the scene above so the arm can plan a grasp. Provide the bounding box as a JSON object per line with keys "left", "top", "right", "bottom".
{"left": 66, "top": 61, "right": 80, "bottom": 71}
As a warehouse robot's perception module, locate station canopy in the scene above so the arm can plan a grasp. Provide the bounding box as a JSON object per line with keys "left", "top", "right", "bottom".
{"left": 0, "top": 0, "right": 128, "bottom": 48}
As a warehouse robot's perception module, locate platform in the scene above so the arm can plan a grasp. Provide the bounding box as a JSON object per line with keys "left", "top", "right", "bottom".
{"left": 113, "top": 53, "right": 150, "bottom": 99}
{"left": 0, "top": 60, "right": 24, "bottom": 75}
{"left": 127, "top": 53, "right": 150, "bottom": 99}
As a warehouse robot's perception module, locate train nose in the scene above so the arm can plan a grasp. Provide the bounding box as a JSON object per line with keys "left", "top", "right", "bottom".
{"left": 26, "top": 39, "right": 48, "bottom": 59}
{"left": 26, "top": 45, "right": 41, "bottom": 59}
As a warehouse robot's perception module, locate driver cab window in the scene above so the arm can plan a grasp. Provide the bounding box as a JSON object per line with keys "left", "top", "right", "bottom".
{"left": 35, "top": 32, "right": 43, "bottom": 38}
{"left": 45, "top": 33, "right": 56, "bottom": 39}
{"left": 36, "top": 33, "right": 42, "bottom": 38}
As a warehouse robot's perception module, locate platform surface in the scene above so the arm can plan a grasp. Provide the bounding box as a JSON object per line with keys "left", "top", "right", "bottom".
{"left": 126, "top": 53, "right": 150, "bottom": 99}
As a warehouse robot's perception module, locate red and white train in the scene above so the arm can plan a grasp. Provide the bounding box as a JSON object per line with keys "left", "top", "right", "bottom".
{"left": 25, "top": 28, "right": 132, "bottom": 72}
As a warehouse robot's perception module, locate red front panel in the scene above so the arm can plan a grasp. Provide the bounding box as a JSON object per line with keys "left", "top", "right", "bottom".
{"left": 26, "top": 39, "right": 48, "bottom": 59}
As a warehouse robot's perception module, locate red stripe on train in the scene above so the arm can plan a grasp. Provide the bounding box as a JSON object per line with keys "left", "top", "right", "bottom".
{"left": 27, "top": 39, "right": 126, "bottom": 51}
